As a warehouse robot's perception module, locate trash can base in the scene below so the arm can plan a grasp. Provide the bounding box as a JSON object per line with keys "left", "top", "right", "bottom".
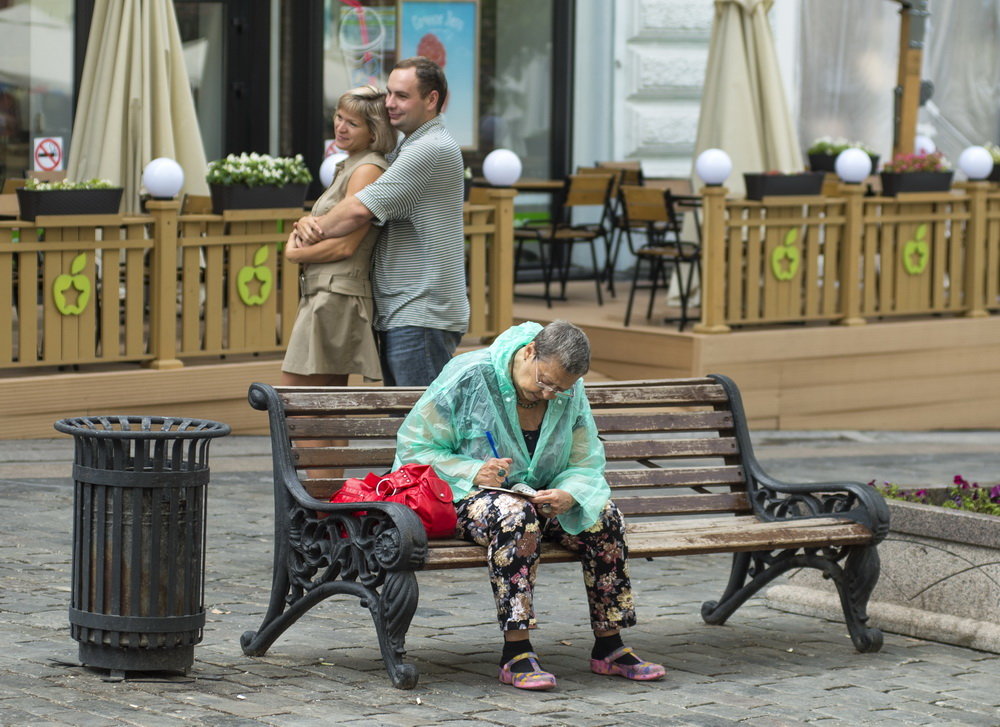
{"left": 79, "top": 642, "right": 194, "bottom": 675}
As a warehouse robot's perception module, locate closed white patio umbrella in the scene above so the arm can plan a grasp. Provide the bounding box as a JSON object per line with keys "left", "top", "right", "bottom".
{"left": 694, "top": 0, "right": 802, "bottom": 195}
{"left": 68, "top": 0, "right": 208, "bottom": 212}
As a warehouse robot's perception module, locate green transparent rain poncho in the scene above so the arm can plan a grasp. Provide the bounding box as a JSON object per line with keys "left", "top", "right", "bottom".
{"left": 393, "top": 322, "right": 610, "bottom": 534}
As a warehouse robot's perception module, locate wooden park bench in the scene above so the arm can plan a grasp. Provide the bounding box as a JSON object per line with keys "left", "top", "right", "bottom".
{"left": 241, "top": 375, "right": 890, "bottom": 689}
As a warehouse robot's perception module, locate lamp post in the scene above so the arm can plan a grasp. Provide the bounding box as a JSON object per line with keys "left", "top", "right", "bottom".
{"left": 913, "top": 135, "right": 936, "bottom": 155}
{"left": 482, "top": 149, "right": 522, "bottom": 187}
{"left": 694, "top": 148, "right": 733, "bottom": 187}
{"left": 958, "top": 146, "right": 993, "bottom": 318}
{"left": 693, "top": 149, "right": 732, "bottom": 334}
{"left": 835, "top": 148, "right": 873, "bottom": 185}
{"left": 142, "top": 158, "right": 184, "bottom": 369}
{"left": 142, "top": 158, "right": 185, "bottom": 199}
{"left": 957, "top": 146, "right": 994, "bottom": 181}
{"left": 834, "top": 149, "right": 870, "bottom": 326}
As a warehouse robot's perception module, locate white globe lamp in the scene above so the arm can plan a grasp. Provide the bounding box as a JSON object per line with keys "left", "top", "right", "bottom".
{"left": 482, "top": 149, "right": 522, "bottom": 187}
{"left": 914, "top": 134, "right": 936, "bottom": 155}
{"left": 695, "top": 148, "right": 732, "bottom": 186}
{"left": 142, "top": 157, "right": 184, "bottom": 199}
{"left": 957, "top": 145, "right": 994, "bottom": 181}
{"left": 319, "top": 152, "right": 348, "bottom": 188}
{"left": 834, "top": 148, "right": 873, "bottom": 184}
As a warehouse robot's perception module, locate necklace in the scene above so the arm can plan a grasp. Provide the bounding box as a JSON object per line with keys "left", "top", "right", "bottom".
{"left": 511, "top": 348, "right": 539, "bottom": 409}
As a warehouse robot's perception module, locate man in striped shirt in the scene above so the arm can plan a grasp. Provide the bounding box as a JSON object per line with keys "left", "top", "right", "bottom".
{"left": 294, "top": 57, "right": 468, "bottom": 386}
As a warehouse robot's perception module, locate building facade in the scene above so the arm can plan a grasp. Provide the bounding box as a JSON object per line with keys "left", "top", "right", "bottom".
{"left": 2, "top": 1, "right": 997, "bottom": 191}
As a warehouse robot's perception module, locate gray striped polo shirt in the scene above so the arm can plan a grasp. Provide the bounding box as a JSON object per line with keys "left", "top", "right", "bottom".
{"left": 355, "top": 116, "right": 469, "bottom": 334}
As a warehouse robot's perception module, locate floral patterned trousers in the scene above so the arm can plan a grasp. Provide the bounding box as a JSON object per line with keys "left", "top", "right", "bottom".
{"left": 455, "top": 490, "right": 637, "bottom": 633}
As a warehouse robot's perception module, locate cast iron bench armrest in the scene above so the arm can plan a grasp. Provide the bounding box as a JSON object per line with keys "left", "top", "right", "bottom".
{"left": 708, "top": 373, "right": 889, "bottom": 540}
{"left": 744, "top": 464, "right": 891, "bottom": 542}
{"left": 247, "top": 382, "right": 429, "bottom": 570}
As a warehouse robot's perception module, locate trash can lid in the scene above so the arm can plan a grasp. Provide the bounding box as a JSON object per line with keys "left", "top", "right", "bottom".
{"left": 53, "top": 415, "right": 231, "bottom": 440}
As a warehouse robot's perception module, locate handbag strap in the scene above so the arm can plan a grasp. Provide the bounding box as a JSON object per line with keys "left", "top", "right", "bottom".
{"left": 375, "top": 478, "right": 398, "bottom": 498}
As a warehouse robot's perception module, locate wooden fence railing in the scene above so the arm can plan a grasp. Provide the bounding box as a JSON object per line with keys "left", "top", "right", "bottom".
{"left": 695, "top": 182, "right": 1000, "bottom": 333}
{"left": 0, "top": 188, "right": 515, "bottom": 370}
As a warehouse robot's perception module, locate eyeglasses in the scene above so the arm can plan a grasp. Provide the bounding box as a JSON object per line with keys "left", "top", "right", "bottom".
{"left": 534, "top": 360, "right": 575, "bottom": 399}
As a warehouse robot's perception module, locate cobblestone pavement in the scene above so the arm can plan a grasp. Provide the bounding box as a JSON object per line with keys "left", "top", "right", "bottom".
{"left": 1, "top": 432, "right": 998, "bottom": 726}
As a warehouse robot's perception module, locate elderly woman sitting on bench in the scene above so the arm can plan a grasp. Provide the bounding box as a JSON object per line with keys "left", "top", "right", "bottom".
{"left": 393, "top": 320, "right": 665, "bottom": 691}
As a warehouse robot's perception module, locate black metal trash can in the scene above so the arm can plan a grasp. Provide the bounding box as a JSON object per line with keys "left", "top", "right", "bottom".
{"left": 53, "top": 415, "right": 230, "bottom": 676}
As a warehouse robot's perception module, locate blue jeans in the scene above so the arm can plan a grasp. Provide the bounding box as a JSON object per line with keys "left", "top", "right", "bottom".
{"left": 378, "top": 326, "right": 462, "bottom": 386}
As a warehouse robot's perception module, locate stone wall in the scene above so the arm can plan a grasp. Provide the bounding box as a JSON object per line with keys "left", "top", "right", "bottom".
{"left": 613, "top": 0, "right": 712, "bottom": 178}
{"left": 767, "top": 500, "right": 1000, "bottom": 653}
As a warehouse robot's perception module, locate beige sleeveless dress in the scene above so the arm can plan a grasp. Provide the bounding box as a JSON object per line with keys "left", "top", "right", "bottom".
{"left": 281, "top": 150, "right": 388, "bottom": 378}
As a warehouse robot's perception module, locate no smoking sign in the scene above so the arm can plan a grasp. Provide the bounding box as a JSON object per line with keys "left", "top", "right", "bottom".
{"left": 33, "top": 136, "right": 64, "bottom": 172}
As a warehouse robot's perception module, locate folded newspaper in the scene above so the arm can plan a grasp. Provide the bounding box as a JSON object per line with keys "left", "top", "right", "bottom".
{"left": 477, "top": 482, "right": 538, "bottom": 497}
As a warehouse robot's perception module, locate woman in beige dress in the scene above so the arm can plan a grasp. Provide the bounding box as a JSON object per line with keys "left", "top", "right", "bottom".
{"left": 281, "top": 86, "right": 395, "bottom": 385}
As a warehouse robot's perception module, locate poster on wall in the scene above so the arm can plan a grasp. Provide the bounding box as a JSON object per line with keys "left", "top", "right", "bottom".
{"left": 333, "top": 3, "right": 397, "bottom": 90}
{"left": 398, "top": 0, "right": 478, "bottom": 149}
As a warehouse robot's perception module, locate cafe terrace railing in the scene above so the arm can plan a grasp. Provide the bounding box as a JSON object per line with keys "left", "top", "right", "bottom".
{"left": 0, "top": 188, "right": 515, "bottom": 370}
{"left": 694, "top": 182, "right": 1000, "bottom": 333}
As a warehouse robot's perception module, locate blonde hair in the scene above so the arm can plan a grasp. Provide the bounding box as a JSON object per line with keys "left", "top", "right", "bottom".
{"left": 337, "top": 85, "right": 395, "bottom": 155}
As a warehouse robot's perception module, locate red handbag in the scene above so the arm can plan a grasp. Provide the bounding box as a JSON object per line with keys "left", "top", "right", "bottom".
{"left": 329, "top": 463, "right": 457, "bottom": 539}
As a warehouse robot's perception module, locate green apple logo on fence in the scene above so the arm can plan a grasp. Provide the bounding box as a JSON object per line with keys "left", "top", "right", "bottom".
{"left": 903, "top": 224, "right": 929, "bottom": 275}
{"left": 53, "top": 252, "right": 91, "bottom": 315}
{"left": 237, "top": 245, "right": 273, "bottom": 306}
{"left": 770, "top": 229, "right": 800, "bottom": 281}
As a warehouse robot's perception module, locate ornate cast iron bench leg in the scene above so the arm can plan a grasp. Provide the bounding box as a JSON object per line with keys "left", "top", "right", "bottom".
{"left": 241, "top": 500, "right": 425, "bottom": 688}
{"left": 829, "top": 545, "right": 883, "bottom": 653}
{"left": 701, "top": 546, "right": 884, "bottom": 653}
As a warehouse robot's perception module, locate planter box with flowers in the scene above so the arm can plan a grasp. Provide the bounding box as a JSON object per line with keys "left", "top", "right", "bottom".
{"left": 206, "top": 153, "right": 312, "bottom": 214}
{"left": 743, "top": 171, "right": 825, "bottom": 201}
{"left": 767, "top": 475, "right": 1000, "bottom": 653}
{"left": 16, "top": 178, "right": 123, "bottom": 222}
{"left": 806, "top": 137, "right": 879, "bottom": 173}
{"left": 879, "top": 151, "right": 954, "bottom": 197}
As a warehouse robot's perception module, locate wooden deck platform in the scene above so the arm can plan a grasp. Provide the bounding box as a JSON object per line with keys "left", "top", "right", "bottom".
{"left": 2, "top": 279, "right": 997, "bottom": 438}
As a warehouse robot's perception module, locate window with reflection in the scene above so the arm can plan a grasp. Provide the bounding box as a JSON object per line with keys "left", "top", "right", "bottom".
{"left": 320, "top": 0, "right": 556, "bottom": 180}
{"left": 0, "top": 0, "right": 75, "bottom": 180}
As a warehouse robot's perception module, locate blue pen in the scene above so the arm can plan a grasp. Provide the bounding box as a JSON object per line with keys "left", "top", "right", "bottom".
{"left": 484, "top": 431, "right": 508, "bottom": 483}
{"left": 485, "top": 431, "right": 501, "bottom": 459}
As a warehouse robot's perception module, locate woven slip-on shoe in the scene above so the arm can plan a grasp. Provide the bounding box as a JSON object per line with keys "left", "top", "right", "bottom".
{"left": 590, "top": 646, "right": 666, "bottom": 681}
{"left": 498, "top": 651, "right": 557, "bottom": 690}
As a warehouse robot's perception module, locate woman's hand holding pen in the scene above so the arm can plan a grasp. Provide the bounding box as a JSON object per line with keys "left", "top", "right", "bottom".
{"left": 474, "top": 457, "right": 512, "bottom": 487}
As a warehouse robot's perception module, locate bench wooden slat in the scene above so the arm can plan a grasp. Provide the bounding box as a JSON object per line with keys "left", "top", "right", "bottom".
{"left": 616, "top": 492, "right": 750, "bottom": 516}
{"left": 289, "top": 417, "right": 404, "bottom": 439}
{"left": 624, "top": 515, "right": 860, "bottom": 535}
{"left": 300, "top": 465, "right": 747, "bottom": 500}
{"left": 592, "top": 410, "right": 734, "bottom": 433}
{"left": 281, "top": 389, "right": 423, "bottom": 413}
{"left": 293, "top": 446, "right": 396, "bottom": 467}
{"left": 292, "top": 438, "right": 739, "bottom": 468}
{"left": 624, "top": 522, "right": 872, "bottom": 557}
{"left": 605, "top": 465, "right": 745, "bottom": 488}
{"left": 421, "top": 517, "right": 873, "bottom": 569}
{"left": 584, "top": 383, "right": 728, "bottom": 406}
{"left": 602, "top": 437, "right": 738, "bottom": 460}
{"left": 288, "top": 413, "right": 738, "bottom": 442}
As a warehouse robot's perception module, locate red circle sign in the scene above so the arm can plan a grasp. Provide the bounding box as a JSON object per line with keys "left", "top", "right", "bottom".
{"left": 34, "top": 138, "right": 62, "bottom": 171}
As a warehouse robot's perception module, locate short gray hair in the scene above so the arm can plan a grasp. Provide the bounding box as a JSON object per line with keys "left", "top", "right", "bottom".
{"left": 533, "top": 320, "right": 590, "bottom": 376}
